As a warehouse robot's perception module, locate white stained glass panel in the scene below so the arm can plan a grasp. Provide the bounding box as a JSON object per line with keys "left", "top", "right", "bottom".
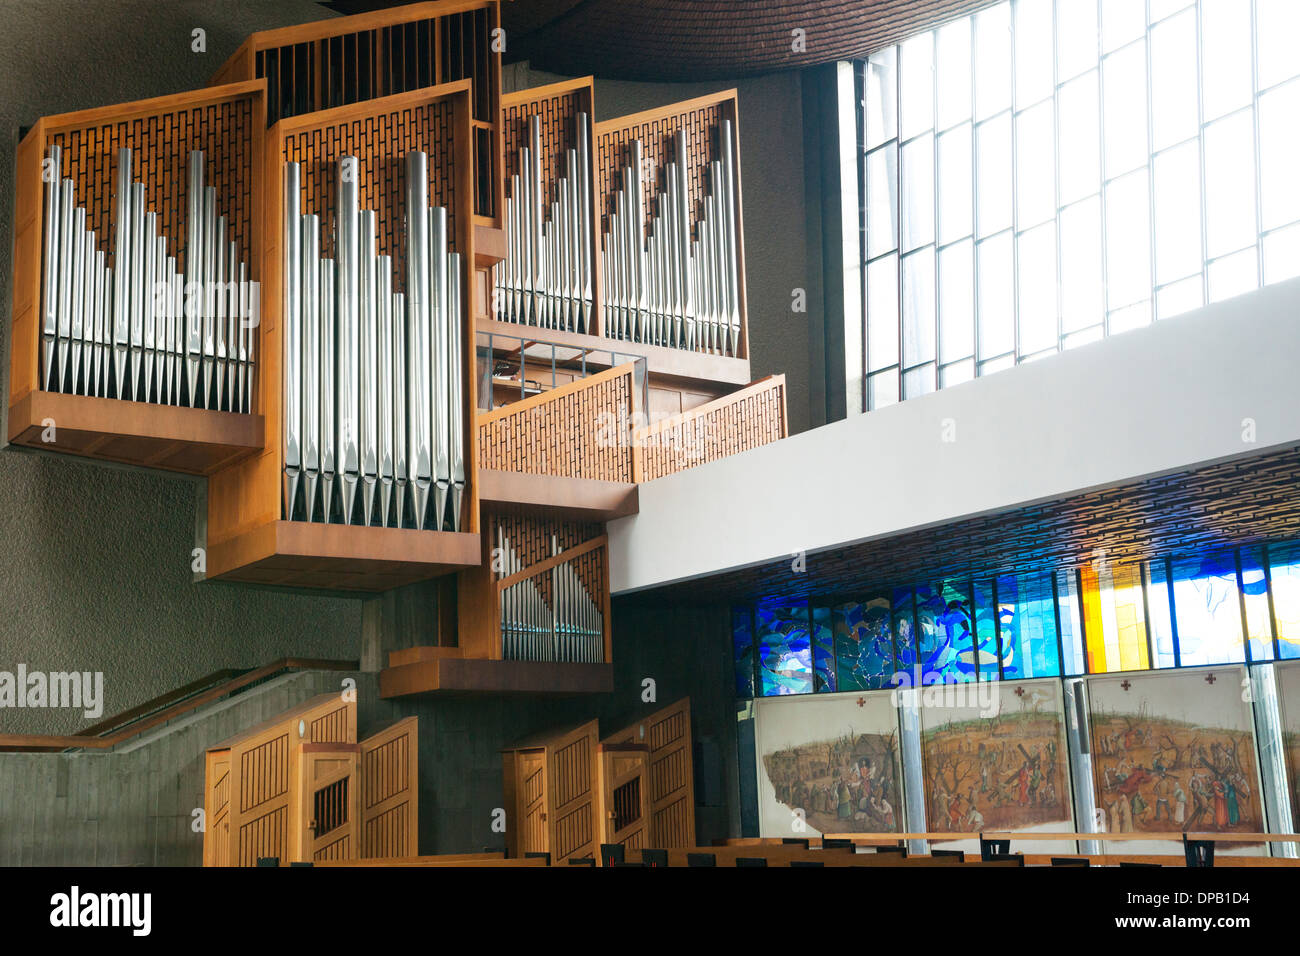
{"left": 901, "top": 134, "right": 935, "bottom": 252}
{"left": 939, "top": 238, "right": 975, "bottom": 363}
{"left": 864, "top": 48, "right": 898, "bottom": 151}
{"left": 1102, "top": 0, "right": 1145, "bottom": 53}
{"left": 1105, "top": 169, "right": 1151, "bottom": 310}
{"left": 1058, "top": 70, "right": 1101, "bottom": 205}
{"left": 867, "top": 254, "right": 899, "bottom": 372}
{"left": 1014, "top": 0, "right": 1054, "bottom": 108}
{"left": 977, "top": 231, "right": 1014, "bottom": 359}
{"left": 976, "top": 112, "right": 1012, "bottom": 238}
{"left": 1057, "top": 0, "right": 1099, "bottom": 81}
{"left": 938, "top": 124, "right": 973, "bottom": 244}
{"left": 1208, "top": 247, "right": 1258, "bottom": 302}
{"left": 1150, "top": 9, "right": 1200, "bottom": 152}
{"left": 1264, "top": 224, "right": 1300, "bottom": 283}
{"left": 1259, "top": 79, "right": 1300, "bottom": 231}
{"left": 1202, "top": 0, "right": 1254, "bottom": 121}
{"left": 1017, "top": 222, "right": 1058, "bottom": 355}
{"left": 1103, "top": 41, "right": 1149, "bottom": 178}
{"left": 866, "top": 145, "right": 899, "bottom": 260}
{"left": 900, "top": 34, "right": 935, "bottom": 140}
{"left": 936, "top": 18, "right": 973, "bottom": 130}
{"left": 1016, "top": 101, "right": 1055, "bottom": 228}
{"left": 1257, "top": 0, "right": 1300, "bottom": 89}
{"left": 1060, "top": 195, "right": 1104, "bottom": 332}
{"left": 974, "top": 4, "right": 1012, "bottom": 121}
{"left": 1157, "top": 274, "right": 1204, "bottom": 318}
{"left": 902, "top": 247, "right": 936, "bottom": 367}
{"left": 1153, "top": 141, "right": 1203, "bottom": 285}
{"left": 1204, "top": 109, "right": 1258, "bottom": 259}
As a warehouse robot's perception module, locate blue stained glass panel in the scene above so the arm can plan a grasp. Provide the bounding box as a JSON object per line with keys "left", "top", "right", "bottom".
{"left": 892, "top": 587, "right": 917, "bottom": 681}
{"left": 1172, "top": 552, "right": 1246, "bottom": 666}
{"left": 812, "top": 605, "right": 836, "bottom": 693}
{"left": 972, "top": 578, "right": 1001, "bottom": 679}
{"left": 915, "top": 581, "right": 974, "bottom": 683}
{"left": 1239, "top": 545, "right": 1275, "bottom": 661}
{"left": 733, "top": 607, "right": 755, "bottom": 698}
{"left": 833, "top": 598, "right": 896, "bottom": 691}
{"left": 1269, "top": 541, "right": 1300, "bottom": 660}
{"left": 1056, "top": 569, "right": 1087, "bottom": 675}
{"left": 997, "top": 571, "right": 1061, "bottom": 678}
{"left": 1144, "top": 560, "right": 1178, "bottom": 669}
{"left": 756, "top": 603, "right": 814, "bottom": 696}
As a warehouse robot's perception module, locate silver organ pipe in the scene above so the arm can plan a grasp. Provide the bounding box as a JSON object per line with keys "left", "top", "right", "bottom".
{"left": 283, "top": 154, "right": 464, "bottom": 531}
{"left": 284, "top": 163, "right": 302, "bottom": 519}
{"left": 35, "top": 146, "right": 257, "bottom": 405}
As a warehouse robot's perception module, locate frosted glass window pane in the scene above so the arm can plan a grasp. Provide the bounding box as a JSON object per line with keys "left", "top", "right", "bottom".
{"left": 1157, "top": 275, "right": 1204, "bottom": 318}
{"left": 1017, "top": 222, "right": 1058, "bottom": 355}
{"left": 867, "top": 254, "right": 899, "bottom": 371}
{"left": 1105, "top": 169, "right": 1152, "bottom": 309}
{"left": 1263, "top": 223, "right": 1300, "bottom": 284}
{"left": 1150, "top": 10, "right": 1200, "bottom": 151}
{"left": 1143, "top": 561, "right": 1178, "bottom": 669}
{"left": 1109, "top": 299, "right": 1151, "bottom": 333}
{"left": 864, "top": 49, "right": 898, "bottom": 150}
{"left": 902, "top": 363, "right": 936, "bottom": 399}
{"left": 1202, "top": 0, "right": 1254, "bottom": 121}
{"left": 936, "top": 18, "right": 973, "bottom": 129}
{"left": 1172, "top": 553, "right": 1245, "bottom": 666}
{"left": 869, "top": 369, "right": 900, "bottom": 409}
{"left": 1103, "top": 41, "right": 1149, "bottom": 178}
{"left": 976, "top": 112, "right": 1012, "bottom": 237}
{"left": 1060, "top": 195, "right": 1104, "bottom": 332}
{"left": 1259, "top": 78, "right": 1300, "bottom": 230}
{"left": 900, "top": 34, "right": 934, "bottom": 141}
{"left": 1016, "top": 101, "right": 1055, "bottom": 228}
{"left": 939, "top": 359, "right": 975, "bottom": 388}
{"left": 866, "top": 145, "right": 899, "bottom": 259}
{"left": 1063, "top": 325, "right": 1104, "bottom": 349}
{"left": 938, "top": 124, "right": 973, "bottom": 244}
{"left": 1208, "top": 247, "right": 1258, "bottom": 302}
{"left": 1015, "top": 0, "right": 1054, "bottom": 108}
{"left": 978, "top": 354, "right": 1016, "bottom": 376}
{"left": 1149, "top": 0, "right": 1194, "bottom": 21}
{"left": 902, "top": 247, "right": 936, "bottom": 367}
{"left": 1058, "top": 70, "right": 1101, "bottom": 204}
{"left": 1153, "top": 141, "right": 1203, "bottom": 284}
{"left": 977, "top": 231, "right": 1014, "bottom": 358}
{"left": 1102, "top": 0, "right": 1145, "bottom": 52}
{"left": 974, "top": 5, "right": 1012, "bottom": 121}
{"left": 901, "top": 134, "right": 935, "bottom": 252}
{"left": 938, "top": 239, "right": 975, "bottom": 363}
{"left": 1257, "top": 0, "right": 1300, "bottom": 89}
{"left": 1057, "top": 0, "right": 1099, "bottom": 81}
{"left": 1204, "top": 109, "right": 1258, "bottom": 258}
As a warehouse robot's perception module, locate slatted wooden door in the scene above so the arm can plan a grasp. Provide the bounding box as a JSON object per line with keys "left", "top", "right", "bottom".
{"left": 359, "top": 717, "right": 419, "bottom": 858}
{"left": 516, "top": 750, "right": 548, "bottom": 856}
{"left": 299, "top": 744, "right": 360, "bottom": 863}
{"left": 597, "top": 743, "right": 650, "bottom": 855}
{"left": 547, "top": 720, "right": 598, "bottom": 863}
{"left": 604, "top": 697, "right": 696, "bottom": 848}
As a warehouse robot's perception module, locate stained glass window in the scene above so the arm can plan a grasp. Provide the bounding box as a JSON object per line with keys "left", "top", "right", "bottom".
{"left": 1239, "top": 545, "right": 1275, "bottom": 661}
{"left": 914, "top": 581, "right": 976, "bottom": 683}
{"left": 1144, "top": 559, "right": 1178, "bottom": 668}
{"left": 997, "top": 571, "right": 1061, "bottom": 679}
{"left": 1056, "top": 569, "right": 1087, "bottom": 675}
{"left": 832, "top": 598, "right": 896, "bottom": 691}
{"left": 1170, "top": 552, "right": 1245, "bottom": 666}
{"left": 811, "top": 605, "right": 836, "bottom": 693}
{"left": 733, "top": 607, "right": 755, "bottom": 698}
{"left": 1081, "top": 563, "right": 1150, "bottom": 673}
{"left": 1269, "top": 541, "right": 1300, "bottom": 660}
{"left": 892, "top": 587, "right": 918, "bottom": 681}
{"left": 755, "top": 604, "right": 814, "bottom": 696}
{"left": 972, "top": 578, "right": 1001, "bottom": 679}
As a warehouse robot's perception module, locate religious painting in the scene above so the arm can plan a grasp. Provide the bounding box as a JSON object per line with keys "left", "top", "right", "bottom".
{"left": 919, "top": 678, "right": 1073, "bottom": 844}
{"left": 1087, "top": 667, "right": 1264, "bottom": 853}
{"left": 753, "top": 690, "right": 902, "bottom": 838}
{"left": 1273, "top": 661, "right": 1300, "bottom": 824}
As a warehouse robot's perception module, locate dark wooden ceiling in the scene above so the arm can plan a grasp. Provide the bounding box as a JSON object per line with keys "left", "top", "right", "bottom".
{"left": 321, "top": 0, "right": 1002, "bottom": 80}
{"left": 615, "top": 444, "right": 1300, "bottom": 608}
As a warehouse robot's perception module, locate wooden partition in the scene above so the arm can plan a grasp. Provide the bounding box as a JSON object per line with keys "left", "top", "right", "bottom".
{"left": 501, "top": 720, "right": 599, "bottom": 864}
{"left": 203, "top": 695, "right": 420, "bottom": 866}
{"left": 633, "top": 374, "right": 787, "bottom": 482}
{"left": 209, "top": 0, "right": 503, "bottom": 227}
{"left": 8, "top": 82, "right": 266, "bottom": 475}
{"left": 602, "top": 698, "right": 697, "bottom": 849}
{"left": 204, "top": 83, "right": 481, "bottom": 591}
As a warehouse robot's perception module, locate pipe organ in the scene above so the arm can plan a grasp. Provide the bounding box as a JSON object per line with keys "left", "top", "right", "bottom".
{"left": 38, "top": 145, "right": 259, "bottom": 410}
{"left": 282, "top": 155, "right": 466, "bottom": 532}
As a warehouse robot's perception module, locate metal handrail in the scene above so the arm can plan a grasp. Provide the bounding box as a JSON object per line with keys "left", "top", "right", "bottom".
{"left": 475, "top": 328, "right": 648, "bottom": 415}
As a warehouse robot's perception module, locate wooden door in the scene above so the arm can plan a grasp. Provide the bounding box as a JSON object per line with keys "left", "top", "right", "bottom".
{"left": 603, "top": 697, "right": 696, "bottom": 848}
{"left": 298, "top": 744, "right": 360, "bottom": 863}
{"left": 597, "top": 743, "right": 650, "bottom": 855}
{"left": 359, "top": 718, "right": 419, "bottom": 859}
{"left": 517, "top": 750, "right": 549, "bottom": 856}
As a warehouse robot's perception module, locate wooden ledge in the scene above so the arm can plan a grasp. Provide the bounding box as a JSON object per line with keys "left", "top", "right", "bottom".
{"left": 476, "top": 317, "right": 752, "bottom": 388}
{"left": 206, "top": 521, "right": 480, "bottom": 592}
{"left": 477, "top": 468, "right": 639, "bottom": 520}
{"left": 7, "top": 389, "right": 263, "bottom": 476}
{"left": 474, "top": 224, "right": 507, "bottom": 268}
{"left": 380, "top": 654, "right": 613, "bottom": 698}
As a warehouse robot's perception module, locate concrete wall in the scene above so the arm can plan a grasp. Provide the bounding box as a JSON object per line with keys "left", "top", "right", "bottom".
{"left": 608, "top": 276, "right": 1300, "bottom": 594}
